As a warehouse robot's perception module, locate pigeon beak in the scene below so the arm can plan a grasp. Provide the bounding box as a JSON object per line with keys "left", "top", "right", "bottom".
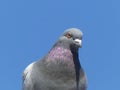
{"left": 74, "top": 39, "right": 82, "bottom": 48}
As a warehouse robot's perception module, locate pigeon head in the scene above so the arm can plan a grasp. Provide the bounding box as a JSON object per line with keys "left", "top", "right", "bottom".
{"left": 47, "top": 28, "right": 83, "bottom": 63}
{"left": 59, "top": 28, "right": 83, "bottom": 49}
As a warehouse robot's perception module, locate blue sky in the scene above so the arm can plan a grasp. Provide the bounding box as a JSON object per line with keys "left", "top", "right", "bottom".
{"left": 0, "top": 0, "right": 120, "bottom": 90}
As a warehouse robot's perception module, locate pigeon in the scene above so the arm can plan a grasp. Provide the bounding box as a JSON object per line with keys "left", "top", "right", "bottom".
{"left": 22, "top": 28, "right": 87, "bottom": 90}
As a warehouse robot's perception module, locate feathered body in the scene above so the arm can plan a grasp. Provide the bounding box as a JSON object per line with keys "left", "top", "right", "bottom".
{"left": 22, "top": 28, "right": 87, "bottom": 90}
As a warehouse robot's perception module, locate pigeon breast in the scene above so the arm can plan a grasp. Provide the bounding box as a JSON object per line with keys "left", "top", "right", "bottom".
{"left": 42, "top": 45, "right": 76, "bottom": 82}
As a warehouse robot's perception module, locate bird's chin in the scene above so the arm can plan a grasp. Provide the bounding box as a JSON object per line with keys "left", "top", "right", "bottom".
{"left": 72, "top": 43, "right": 81, "bottom": 49}
{"left": 75, "top": 43, "right": 82, "bottom": 48}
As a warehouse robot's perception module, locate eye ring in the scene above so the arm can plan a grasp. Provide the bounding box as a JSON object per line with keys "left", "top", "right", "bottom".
{"left": 65, "top": 33, "right": 72, "bottom": 38}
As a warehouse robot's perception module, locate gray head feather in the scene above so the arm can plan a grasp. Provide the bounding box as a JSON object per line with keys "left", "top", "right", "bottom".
{"left": 63, "top": 28, "right": 83, "bottom": 37}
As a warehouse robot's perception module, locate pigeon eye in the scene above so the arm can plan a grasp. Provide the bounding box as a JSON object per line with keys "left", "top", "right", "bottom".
{"left": 65, "top": 33, "right": 72, "bottom": 38}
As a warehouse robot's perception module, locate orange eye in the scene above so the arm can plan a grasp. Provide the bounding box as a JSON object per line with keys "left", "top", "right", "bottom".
{"left": 65, "top": 33, "right": 72, "bottom": 38}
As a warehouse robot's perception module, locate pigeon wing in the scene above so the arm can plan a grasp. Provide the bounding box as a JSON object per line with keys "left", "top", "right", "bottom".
{"left": 22, "top": 62, "right": 36, "bottom": 90}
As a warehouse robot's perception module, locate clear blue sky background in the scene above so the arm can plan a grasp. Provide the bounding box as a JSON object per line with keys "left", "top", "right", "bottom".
{"left": 0, "top": 0, "right": 120, "bottom": 90}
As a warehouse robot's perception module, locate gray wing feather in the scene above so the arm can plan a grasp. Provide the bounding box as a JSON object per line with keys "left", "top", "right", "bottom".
{"left": 22, "top": 62, "right": 35, "bottom": 90}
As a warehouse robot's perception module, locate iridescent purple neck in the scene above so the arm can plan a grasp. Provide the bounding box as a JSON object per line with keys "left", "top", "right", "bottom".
{"left": 46, "top": 46, "right": 73, "bottom": 64}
